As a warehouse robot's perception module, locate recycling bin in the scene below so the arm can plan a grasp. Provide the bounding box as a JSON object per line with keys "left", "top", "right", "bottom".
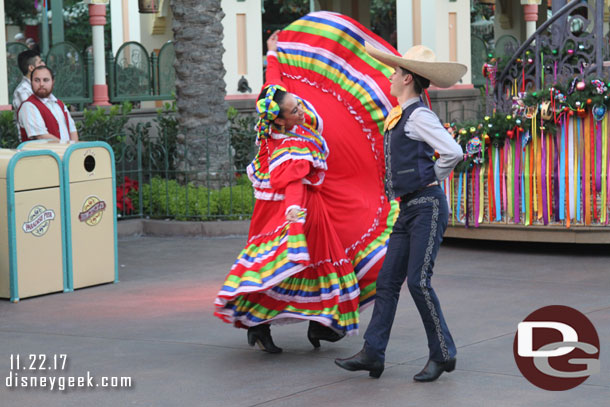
{"left": 19, "top": 141, "right": 118, "bottom": 290}
{"left": 0, "top": 149, "right": 67, "bottom": 302}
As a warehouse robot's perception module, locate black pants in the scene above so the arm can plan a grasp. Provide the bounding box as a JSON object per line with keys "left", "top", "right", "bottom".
{"left": 363, "top": 185, "right": 456, "bottom": 362}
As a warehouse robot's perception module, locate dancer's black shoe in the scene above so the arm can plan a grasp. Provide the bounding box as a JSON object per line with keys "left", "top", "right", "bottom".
{"left": 247, "top": 324, "right": 282, "bottom": 353}
{"left": 413, "top": 358, "right": 456, "bottom": 382}
{"left": 307, "top": 321, "right": 346, "bottom": 348}
{"left": 334, "top": 349, "right": 384, "bottom": 378}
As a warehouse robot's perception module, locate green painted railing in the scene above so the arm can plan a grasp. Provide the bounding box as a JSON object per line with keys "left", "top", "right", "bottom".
{"left": 104, "top": 116, "right": 256, "bottom": 221}
{"left": 108, "top": 41, "right": 176, "bottom": 103}
{"left": 5, "top": 40, "right": 175, "bottom": 108}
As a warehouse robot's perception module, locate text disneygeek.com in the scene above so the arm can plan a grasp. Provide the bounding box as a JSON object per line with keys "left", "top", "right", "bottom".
{"left": 4, "top": 354, "right": 133, "bottom": 391}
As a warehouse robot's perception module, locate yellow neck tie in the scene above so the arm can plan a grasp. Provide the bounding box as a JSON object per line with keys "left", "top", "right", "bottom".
{"left": 383, "top": 105, "right": 403, "bottom": 133}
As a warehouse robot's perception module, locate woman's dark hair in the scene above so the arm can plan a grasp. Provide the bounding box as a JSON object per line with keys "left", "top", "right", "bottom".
{"left": 257, "top": 85, "right": 288, "bottom": 119}
{"left": 399, "top": 67, "right": 430, "bottom": 94}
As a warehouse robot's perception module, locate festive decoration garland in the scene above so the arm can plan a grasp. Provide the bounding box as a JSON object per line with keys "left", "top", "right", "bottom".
{"left": 443, "top": 74, "right": 610, "bottom": 227}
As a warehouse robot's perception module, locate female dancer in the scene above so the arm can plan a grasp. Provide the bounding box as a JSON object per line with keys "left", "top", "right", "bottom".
{"left": 214, "top": 31, "right": 359, "bottom": 352}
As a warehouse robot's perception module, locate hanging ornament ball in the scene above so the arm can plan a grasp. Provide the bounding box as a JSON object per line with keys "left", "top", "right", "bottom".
{"left": 527, "top": 58, "right": 534, "bottom": 64}
{"left": 517, "top": 58, "right": 522, "bottom": 63}
{"left": 593, "top": 104, "right": 607, "bottom": 121}
{"left": 459, "top": 129, "right": 467, "bottom": 135}
{"left": 578, "top": 44, "right": 585, "bottom": 50}
{"left": 506, "top": 115, "right": 512, "bottom": 120}
{"left": 484, "top": 116, "right": 490, "bottom": 121}
{"left": 540, "top": 126, "right": 546, "bottom": 131}
{"left": 552, "top": 49, "right": 558, "bottom": 55}
{"left": 484, "top": 134, "right": 490, "bottom": 144}
{"left": 507, "top": 130, "right": 514, "bottom": 138}
{"left": 488, "top": 123, "right": 493, "bottom": 128}
{"left": 576, "top": 81, "right": 586, "bottom": 91}
{"left": 532, "top": 92, "right": 537, "bottom": 97}
{"left": 567, "top": 49, "right": 574, "bottom": 55}
{"left": 605, "top": 95, "right": 609, "bottom": 100}
{"left": 469, "top": 127, "right": 476, "bottom": 133}
{"left": 587, "top": 98, "right": 592, "bottom": 105}
{"left": 575, "top": 101, "right": 582, "bottom": 107}
{"left": 466, "top": 137, "right": 482, "bottom": 155}
{"left": 516, "top": 119, "right": 522, "bottom": 125}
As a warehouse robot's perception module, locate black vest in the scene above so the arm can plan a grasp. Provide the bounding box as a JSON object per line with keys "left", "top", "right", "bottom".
{"left": 384, "top": 101, "right": 437, "bottom": 200}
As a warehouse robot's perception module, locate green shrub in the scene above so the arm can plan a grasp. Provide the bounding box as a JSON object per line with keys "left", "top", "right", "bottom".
{"left": 132, "top": 176, "right": 254, "bottom": 221}
{"left": 0, "top": 111, "right": 19, "bottom": 149}
{"left": 217, "top": 183, "right": 255, "bottom": 220}
{"left": 77, "top": 102, "right": 132, "bottom": 155}
{"left": 228, "top": 106, "right": 257, "bottom": 172}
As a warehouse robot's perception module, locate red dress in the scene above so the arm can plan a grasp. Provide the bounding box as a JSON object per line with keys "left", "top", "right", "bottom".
{"left": 215, "top": 11, "right": 400, "bottom": 333}
{"left": 215, "top": 106, "right": 361, "bottom": 333}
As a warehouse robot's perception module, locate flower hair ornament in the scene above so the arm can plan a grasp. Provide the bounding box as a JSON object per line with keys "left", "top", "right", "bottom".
{"left": 255, "top": 84, "right": 286, "bottom": 140}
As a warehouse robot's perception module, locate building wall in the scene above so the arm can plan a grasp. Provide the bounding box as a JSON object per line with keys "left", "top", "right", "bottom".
{"left": 6, "top": 25, "right": 21, "bottom": 43}
{"left": 493, "top": 0, "right": 526, "bottom": 44}
{"left": 0, "top": 0, "right": 9, "bottom": 108}
{"left": 110, "top": 0, "right": 142, "bottom": 55}
{"left": 221, "top": 0, "right": 263, "bottom": 96}
{"left": 397, "top": 0, "right": 472, "bottom": 86}
{"left": 139, "top": 0, "right": 174, "bottom": 55}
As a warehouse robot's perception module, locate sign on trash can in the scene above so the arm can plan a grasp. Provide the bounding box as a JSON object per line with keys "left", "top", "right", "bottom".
{"left": 19, "top": 141, "right": 118, "bottom": 290}
{"left": 0, "top": 149, "right": 67, "bottom": 302}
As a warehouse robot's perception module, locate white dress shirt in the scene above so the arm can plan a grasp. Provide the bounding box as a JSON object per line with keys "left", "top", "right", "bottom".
{"left": 402, "top": 97, "right": 463, "bottom": 181}
{"left": 13, "top": 76, "right": 33, "bottom": 112}
{"left": 18, "top": 94, "right": 77, "bottom": 142}
{"left": 13, "top": 76, "right": 33, "bottom": 133}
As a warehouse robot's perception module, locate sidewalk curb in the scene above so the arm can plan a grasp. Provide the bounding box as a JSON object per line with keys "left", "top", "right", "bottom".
{"left": 117, "top": 219, "right": 250, "bottom": 238}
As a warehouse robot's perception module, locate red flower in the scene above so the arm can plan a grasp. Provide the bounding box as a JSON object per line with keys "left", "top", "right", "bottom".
{"left": 116, "top": 176, "right": 138, "bottom": 214}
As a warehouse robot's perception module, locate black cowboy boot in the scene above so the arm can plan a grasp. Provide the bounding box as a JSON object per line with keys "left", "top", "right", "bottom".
{"left": 413, "top": 358, "right": 456, "bottom": 382}
{"left": 307, "top": 321, "right": 346, "bottom": 348}
{"left": 247, "top": 324, "right": 282, "bottom": 353}
{"left": 334, "top": 349, "right": 384, "bottom": 378}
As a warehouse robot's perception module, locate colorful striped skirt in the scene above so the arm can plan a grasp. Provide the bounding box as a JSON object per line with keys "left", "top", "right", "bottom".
{"left": 214, "top": 189, "right": 361, "bottom": 334}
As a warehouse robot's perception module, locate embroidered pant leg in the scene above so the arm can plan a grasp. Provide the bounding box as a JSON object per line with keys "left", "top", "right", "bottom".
{"left": 362, "top": 200, "right": 411, "bottom": 362}
{"left": 405, "top": 188, "right": 456, "bottom": 362}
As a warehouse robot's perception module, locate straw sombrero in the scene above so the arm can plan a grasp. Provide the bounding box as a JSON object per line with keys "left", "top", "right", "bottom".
{"left": 365, "top": 42, "right": 467, "bottom": 88}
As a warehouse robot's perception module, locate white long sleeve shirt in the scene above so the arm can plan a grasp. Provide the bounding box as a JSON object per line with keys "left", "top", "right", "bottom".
{"left": 402, "top": 97, "right": 463, "bottom": 181}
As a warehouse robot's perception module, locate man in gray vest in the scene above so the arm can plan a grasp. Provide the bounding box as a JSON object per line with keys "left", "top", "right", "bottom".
{"left": 335, "top": 44, "right": 466, "bottom": 382}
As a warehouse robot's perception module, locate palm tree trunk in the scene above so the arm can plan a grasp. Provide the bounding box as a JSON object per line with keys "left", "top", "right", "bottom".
{"left": 170, "top": 0, "right": 229, "bottom": 186}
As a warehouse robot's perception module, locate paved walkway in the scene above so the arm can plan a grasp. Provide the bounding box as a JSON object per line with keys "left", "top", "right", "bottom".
{"left": 1, "top": 236, "right": 609, "bottom": 406}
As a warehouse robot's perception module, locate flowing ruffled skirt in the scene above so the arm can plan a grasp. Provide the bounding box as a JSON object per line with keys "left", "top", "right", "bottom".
{"left": 214, "top": 189, "right": 361, "bottom": 334}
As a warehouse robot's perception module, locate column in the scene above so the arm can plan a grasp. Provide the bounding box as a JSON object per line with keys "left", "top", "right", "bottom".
{"left": 51, "top": 0, "right": 65, "bottom": 45}
{"left": 88, "top": 0, "right": 111, "bottom": 106}
{"left": 0, "top": 0, "right": 9, "bottom": 109}
{"left": 221, "top": 0, "right": 263, "bottom": 97}
{"left": 41, "top": 1, "right": 50, "bottom": 54}
{"left": 521, "top": 0, "right": 541, "bottom": 40}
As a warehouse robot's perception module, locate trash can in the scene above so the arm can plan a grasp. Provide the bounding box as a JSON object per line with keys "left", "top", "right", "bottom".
{"left": 19, "top": 141, "right": 118, "bottom": 290}
{"left": 0, "top": 149, "right": 67, "bottom": 302}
